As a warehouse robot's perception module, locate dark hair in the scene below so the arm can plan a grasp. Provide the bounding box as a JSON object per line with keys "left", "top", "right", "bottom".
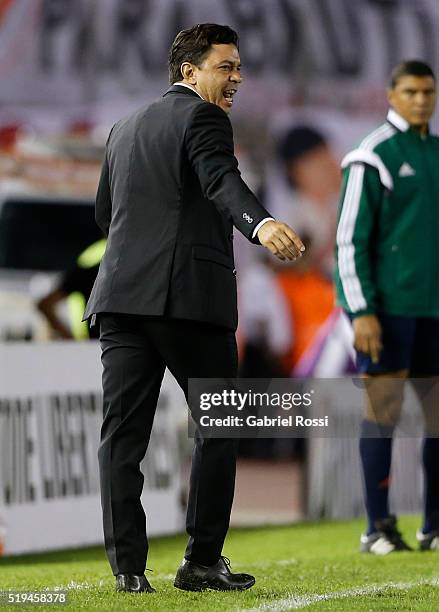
{"left": 168, "top": 23, "right": 239, "bottom": 85}
{"left": 278, "top": 126, "right": 326, "bottom": 164}
{"left": 390, "top": 60, "right": 436, "bottom": 88}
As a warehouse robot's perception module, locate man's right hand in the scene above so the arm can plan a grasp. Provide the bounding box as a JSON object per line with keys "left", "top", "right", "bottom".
{"left": 257, "top": 220, "right": 305, "bottom": 261}
{"left": 352, "top": 314, "right": 382, "bottom": 364}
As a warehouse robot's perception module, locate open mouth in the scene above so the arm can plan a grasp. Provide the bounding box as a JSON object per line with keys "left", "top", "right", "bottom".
{"left": 223, "top": 88, "right": 237, "bottom": 105}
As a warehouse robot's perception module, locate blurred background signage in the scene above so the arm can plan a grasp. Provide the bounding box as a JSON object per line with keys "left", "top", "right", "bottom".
{"left": 1, "top": 0, "right": 439, "bottom": 111}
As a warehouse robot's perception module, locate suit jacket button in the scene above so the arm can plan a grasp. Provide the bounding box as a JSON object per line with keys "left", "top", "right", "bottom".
{"left": 229, "top": 234, "right": 234, "bottom": 241}
{"left": 233, "top": 268, "right": 236, "bottom": 276}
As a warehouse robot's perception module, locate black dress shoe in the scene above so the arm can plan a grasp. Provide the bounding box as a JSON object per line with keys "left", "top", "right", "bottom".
{"left": 115, "top": 573, "right": 156, "bottom": 593}
{"left": 174, "top": 556, "right": 255, "bottom": 591}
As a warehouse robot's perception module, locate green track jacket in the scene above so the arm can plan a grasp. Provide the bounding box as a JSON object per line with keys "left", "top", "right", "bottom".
{"left": 335, "top": 109, "right": 439, "bottom": 318}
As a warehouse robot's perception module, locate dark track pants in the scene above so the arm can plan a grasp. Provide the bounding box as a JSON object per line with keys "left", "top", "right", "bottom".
{"left": 98, "top": 313, "right": 238, "bottom": 575}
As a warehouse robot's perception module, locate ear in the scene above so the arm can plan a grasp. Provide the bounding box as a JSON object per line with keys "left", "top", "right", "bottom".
{"left": 180, "top": 62, "right": 197, "bottom": 84}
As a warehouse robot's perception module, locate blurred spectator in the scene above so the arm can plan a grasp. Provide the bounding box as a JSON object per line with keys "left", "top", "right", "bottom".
{"left": 238, "top": 253, "right": 292, "bottom": 377}
{"left": 275, "top": 238, "right": 335, "bottom": 374}
{"left": 238, "top": 253, "right": 295, "bottom": 460}
{"left": 0, "top": 125, "right": 21, "bottom": 152}
{"left": 37, "top": 239, "right": 105, "bottom": 339}
{"left": 294, "top": 309, "right": 356, "bottom": 378}
{"left": 238, "top": 235, "right": 335, "bottom": 378}
{"left": 264, "top": 125, "right": 340, "bottom": 276}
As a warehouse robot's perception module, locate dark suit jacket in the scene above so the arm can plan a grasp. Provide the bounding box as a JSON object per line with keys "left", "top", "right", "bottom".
{"left": 84, "top": 85, "right": 271, "bottom": 330}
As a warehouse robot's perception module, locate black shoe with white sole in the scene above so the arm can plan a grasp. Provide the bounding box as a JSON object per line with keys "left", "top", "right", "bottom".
{"left": 360, "top": 516, "right": 412, "bottom": 555}
{"left": 417, "top": 529, "right": 439, "bottom": 551}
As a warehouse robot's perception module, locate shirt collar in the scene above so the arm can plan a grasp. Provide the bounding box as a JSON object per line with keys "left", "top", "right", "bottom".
{"left": 173, "top": 82, "right": 205, "bottom": 100}
{"left": 387, "top": 108, "right": 410, "bottom": 132}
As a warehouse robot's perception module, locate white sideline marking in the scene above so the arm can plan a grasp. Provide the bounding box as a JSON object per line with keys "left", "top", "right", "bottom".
{"left": 50, "top": 573, "right": 175, "bottom": 591}
{"left": 242, "top": 578, "right": 439, "bottom": 611}
{"left": 50, "top": 566, "right": 439, "bottom": 609}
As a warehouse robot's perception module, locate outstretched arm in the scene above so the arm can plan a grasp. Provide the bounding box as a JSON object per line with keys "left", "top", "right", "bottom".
{"left": 185, "top": 103, "right": 304, "bottom": 260}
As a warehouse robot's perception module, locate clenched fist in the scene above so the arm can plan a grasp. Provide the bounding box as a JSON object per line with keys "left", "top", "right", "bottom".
{"left": 257, "top": 220, "right": 305, "bottom": 261}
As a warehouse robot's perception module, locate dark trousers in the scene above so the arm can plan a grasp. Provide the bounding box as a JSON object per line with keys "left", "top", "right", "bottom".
{"left": 98, "top": 313, "right": 238, "bottom": 575}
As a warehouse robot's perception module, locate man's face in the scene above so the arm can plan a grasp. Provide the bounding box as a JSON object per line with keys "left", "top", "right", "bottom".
{"left": 387, "top": 75, "right": 437, "bottom": 130}
{"left": 288, "top": 144, "right": 341, "bottom": 197}
{"left": 183, "top": 44, "right": 242, "bottom": 113}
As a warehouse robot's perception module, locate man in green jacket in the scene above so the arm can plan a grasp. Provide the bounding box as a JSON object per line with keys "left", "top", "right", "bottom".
{"left": 335, "top": 60, "right": 439, "bottom": 554}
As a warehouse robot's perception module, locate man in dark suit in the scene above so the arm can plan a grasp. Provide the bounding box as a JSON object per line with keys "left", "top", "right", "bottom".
{"left": 84, "top": 23, "right": 304, "bottom": 594}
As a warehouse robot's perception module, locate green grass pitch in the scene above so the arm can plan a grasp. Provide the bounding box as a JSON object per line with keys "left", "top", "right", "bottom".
{"left": 0, "top": 515, "right": 438, "bottom": 611}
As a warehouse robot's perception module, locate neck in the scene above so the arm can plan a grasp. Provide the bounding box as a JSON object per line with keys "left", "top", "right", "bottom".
{"left": 412, "top": 123, "right": 429, "bottom": 136}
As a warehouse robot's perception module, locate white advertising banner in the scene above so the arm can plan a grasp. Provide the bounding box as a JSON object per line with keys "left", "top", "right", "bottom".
{"left": 0, "top": 341, "right": 186, "bottom": 555}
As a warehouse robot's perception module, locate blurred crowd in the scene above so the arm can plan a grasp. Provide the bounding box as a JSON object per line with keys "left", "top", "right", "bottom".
{"left": 0, "top": 117, "right": 341, "bottom": 377}
{"left": 237, "top": 124, "right": 341, "bottom": 379}
{"left": 0, "top": 118, "right": 349, "bottom": 383}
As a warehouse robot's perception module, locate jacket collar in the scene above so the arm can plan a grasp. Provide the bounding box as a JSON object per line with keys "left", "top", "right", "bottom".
{"left": 387, "top": 108, "right": 431, "bottom": 136}
{"left": 163, "top": 84, "right": 204, "bottom": 100}
{"left": 386, "top": 108, "right": 410, "bottom": 132}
